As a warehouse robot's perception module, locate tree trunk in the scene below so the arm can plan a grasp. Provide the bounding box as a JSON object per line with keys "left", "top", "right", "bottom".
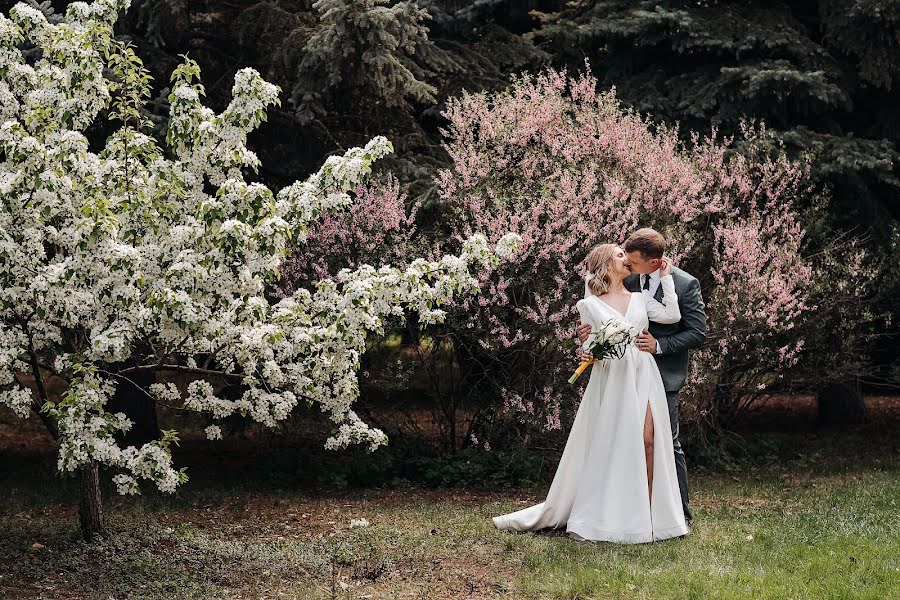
{"left": 78, "top": 461, "right": 104, "bottom": 541}
{"left": 105, "top": 370, "right": 160, "bottom": 446}
{"left": 817, "top": 381, "right": 867, "bottom": 426}
{"left": 401, "top": 313, "right": 419, "bottom": 345}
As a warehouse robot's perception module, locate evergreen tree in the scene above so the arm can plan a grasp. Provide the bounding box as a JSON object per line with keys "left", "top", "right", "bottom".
{"left": 531, "top": 0, "right": 900, "bottom": 231}
{"left": 131, "top": 0, "right": 186, "bottom": 48}
{"left": 821, "top": 0, "right": 900, "bottom": 92}
{"left": 292, "top": 0, "right": 462, "bottom": 125}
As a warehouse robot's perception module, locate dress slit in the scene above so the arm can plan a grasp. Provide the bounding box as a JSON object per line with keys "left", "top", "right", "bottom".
{"left": 642, "top": 399, "right": 655, "bottom": 512}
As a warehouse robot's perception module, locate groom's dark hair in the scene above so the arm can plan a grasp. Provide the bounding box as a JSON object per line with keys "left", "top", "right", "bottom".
{"left": 624, "top": 228, "right": 666, "bottom": 259}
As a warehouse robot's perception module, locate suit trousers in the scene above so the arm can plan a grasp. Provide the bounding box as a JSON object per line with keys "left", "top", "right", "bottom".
{"left": 666, "top": 390, "right": 692, "bottom": 523}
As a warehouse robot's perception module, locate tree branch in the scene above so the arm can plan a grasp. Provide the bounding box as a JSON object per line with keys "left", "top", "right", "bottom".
{"left": 17, "top": 318, "right": 60, "bottom": 439}
{"left": 118, "top": 363, "right": 246, "bottom": 381}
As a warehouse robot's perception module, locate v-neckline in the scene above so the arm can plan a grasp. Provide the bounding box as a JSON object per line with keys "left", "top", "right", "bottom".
{"left": 594, "top": 293, "right": 635, "bottom": 320}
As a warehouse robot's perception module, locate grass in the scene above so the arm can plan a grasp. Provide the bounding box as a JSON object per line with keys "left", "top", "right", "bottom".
{"left": 1, "top": 403, "right": 898, "bottom": 599}
{"left": 516, "top": 470, "right": 898, "bottom": 599}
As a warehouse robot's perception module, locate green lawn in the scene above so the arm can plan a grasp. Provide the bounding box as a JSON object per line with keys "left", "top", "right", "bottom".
{"left": 1, "top": 409, "right": 898, "bottom": 599}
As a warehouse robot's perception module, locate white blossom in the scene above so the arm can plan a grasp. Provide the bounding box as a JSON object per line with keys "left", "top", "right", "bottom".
{"left": 0, "top": 0, "right": 513, "bottom": 497}
{"left": 113, "top": 474, "right": 139, "bottom": 495}
{"left": 149, "top": 383, "right": 181, "bottom": 404}
{"left": 113, "top": 412, "right": 133, "bottom": 433}
{"left": 0, "top": 387, "right": 33, "bottom": 418}
{"left": 494, "top": 232, "right": 523, "bottom": 259}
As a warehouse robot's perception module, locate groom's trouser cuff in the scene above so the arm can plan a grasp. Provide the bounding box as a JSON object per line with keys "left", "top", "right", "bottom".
{"left": 666, "top": 390, "right": 692, "bottom": 522}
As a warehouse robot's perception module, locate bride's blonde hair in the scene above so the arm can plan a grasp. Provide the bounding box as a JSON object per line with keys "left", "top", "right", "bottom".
{"left": 585, "top": 244, "right": 618, "bottom": 296}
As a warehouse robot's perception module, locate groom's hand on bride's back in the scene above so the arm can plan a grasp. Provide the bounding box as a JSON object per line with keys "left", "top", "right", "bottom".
{"left": 636, "top": 329, "right": 657, "bottom": 353}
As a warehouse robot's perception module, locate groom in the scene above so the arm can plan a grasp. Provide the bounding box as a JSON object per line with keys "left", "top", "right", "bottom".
{"left": 577, "top": 228, "right": 707, "bottom": 527}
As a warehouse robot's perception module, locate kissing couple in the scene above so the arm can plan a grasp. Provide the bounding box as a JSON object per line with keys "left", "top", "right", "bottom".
{"left": 493, "top": 228, "right": 707, "bottom": 543}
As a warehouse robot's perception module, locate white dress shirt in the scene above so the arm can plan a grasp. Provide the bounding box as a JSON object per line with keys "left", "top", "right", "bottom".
{"left": 641, "top": 270, "right": 661, "bottom": 298}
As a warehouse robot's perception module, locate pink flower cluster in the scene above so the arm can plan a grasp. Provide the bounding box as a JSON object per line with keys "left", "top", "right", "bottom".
{"left": 276, "top": 177, "right": 418, "bottom": 296}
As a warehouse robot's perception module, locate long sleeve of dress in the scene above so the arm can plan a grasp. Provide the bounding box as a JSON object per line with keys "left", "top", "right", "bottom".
{"left": 644, "top": 274, "right": 681, "bottom": 324}
{"left": 575, "top": 299, "right": 595, "bottom": 351}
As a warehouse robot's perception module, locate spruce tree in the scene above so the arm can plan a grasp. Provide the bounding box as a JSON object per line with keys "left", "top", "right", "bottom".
{"left": 531, "top": 0, "right": 900, "bottom": 230}
{"left": 292, "top": 0, "right": 461, "bottom": 125}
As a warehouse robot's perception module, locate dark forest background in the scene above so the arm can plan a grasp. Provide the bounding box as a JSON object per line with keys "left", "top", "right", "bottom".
{"left": 6, "top": 0, "right": 899, "bottom": 387}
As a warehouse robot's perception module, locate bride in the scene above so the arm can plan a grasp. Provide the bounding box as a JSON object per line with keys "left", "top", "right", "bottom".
{"left": 493, "top": 244, "right": 690, "bottom": 543}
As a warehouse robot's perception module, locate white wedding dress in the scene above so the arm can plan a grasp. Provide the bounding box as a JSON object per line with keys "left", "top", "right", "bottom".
{"left": 493, "top": 275, "right": 689, "bottom": 543}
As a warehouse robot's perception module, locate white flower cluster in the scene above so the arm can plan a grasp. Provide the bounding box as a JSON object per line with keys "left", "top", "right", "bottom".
{"left": 580, "top": 316, "right": 637, "bottom": 364}
{"left": 0, "top": 330, "right": 29, "bottom": 416}
{"left": 4, "top": 1, "right": 127, "bottom": 131}
{"left": 494, "top": 232, "right": 523, "bottom": 260}
{"left": 277, "top": 136, "right": 393, "bottom": 242}
{"left": 0, "top": 387, "right": 33, "bottom": 419}
{"left": 595, "top": 318, "right": 636, "bottom": 345}
{"left": 0, "top": 0, "right": 519, "bottom": 496}
{"left": 167, "top": 64, "right": 280, "bottom": 186}
{"left": 49, "top": 370, "right": 182, "bottom": 494}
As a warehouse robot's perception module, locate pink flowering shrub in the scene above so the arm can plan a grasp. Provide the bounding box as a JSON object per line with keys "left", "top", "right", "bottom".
{"left": 430, "top": 67, "right": 865, "bottom": 443}
{"left": 680, "top": 135, "right": 885, "bottom": 430}
{"left": 431, "top": 69, "right": 719, "bottom": 439}
{"left": 680, "top": 135, "right": 815, "bottom": 427}
{"left": 276, "top": 176, "right": 419, "bottom": 295}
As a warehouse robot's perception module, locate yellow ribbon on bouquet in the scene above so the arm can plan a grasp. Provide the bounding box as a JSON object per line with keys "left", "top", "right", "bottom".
{"left": 568, "top": 357, "right": 595, "bottom": 384}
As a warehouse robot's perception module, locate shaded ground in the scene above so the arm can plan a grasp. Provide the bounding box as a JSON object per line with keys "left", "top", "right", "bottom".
{"left": 0, "top": 397, "right": 898, "bottom": 599}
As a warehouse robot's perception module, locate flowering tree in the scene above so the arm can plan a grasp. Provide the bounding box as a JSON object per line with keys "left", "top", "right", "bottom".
{"left": 0, "top": 0, "right": 519, "bottom": 539}
{"left": 432, "top": 67, "right": 865, "bottom": 445}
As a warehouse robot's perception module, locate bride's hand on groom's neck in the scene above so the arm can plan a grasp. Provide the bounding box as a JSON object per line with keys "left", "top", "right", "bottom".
{"left": 659, "top": 257, "right": 673, "bottom": 278}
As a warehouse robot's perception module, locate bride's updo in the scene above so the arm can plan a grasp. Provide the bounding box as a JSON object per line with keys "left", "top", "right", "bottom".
{"left": 585, "top": 244, "right": 618, "bottom": 296}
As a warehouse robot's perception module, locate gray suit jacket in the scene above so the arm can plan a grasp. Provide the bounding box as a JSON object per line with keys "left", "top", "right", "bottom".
{"left": 625, "top": 266, "right": 707, "bottom": 393}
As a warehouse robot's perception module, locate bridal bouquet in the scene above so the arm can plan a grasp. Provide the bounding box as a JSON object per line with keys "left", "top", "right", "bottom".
{"left": 568, "top": 316, "right": 637, "bottom": 384}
